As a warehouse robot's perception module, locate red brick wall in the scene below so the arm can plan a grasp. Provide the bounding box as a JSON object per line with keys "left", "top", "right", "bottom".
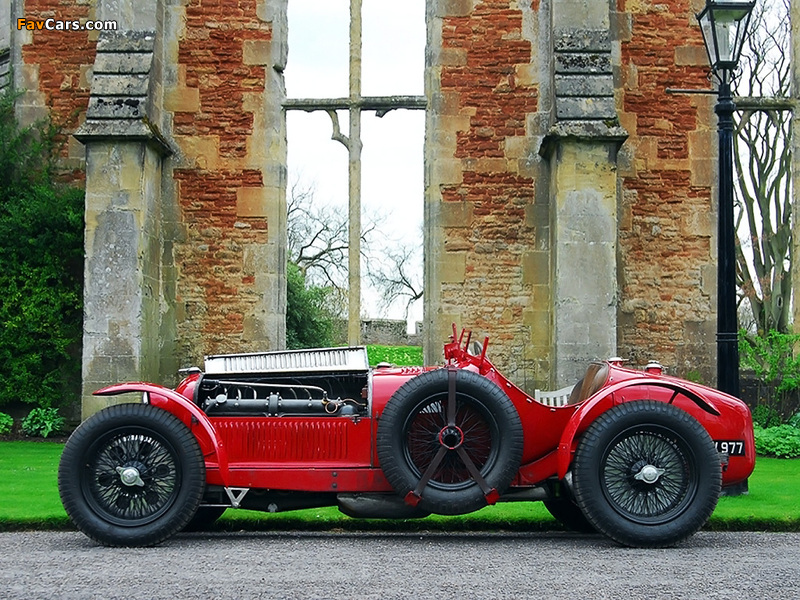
{"left": 617, "top": 0, "right": 717, "bottom": 378}
{"left": 19, "top": 0, "right": 96, "bottom": 181}
{"left": 437, "top": 0, "right": 541, "bottom": 380}
{"left": 172, "top": 0, "right": 276, "bottom": 362}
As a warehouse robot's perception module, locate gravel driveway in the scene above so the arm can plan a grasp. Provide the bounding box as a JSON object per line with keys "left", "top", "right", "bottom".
{"left": 2, "top": 530, "right": 797, "bottom": 599}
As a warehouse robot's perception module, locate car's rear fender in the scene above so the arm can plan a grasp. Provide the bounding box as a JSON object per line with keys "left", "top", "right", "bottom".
{"left": 93, "top": 382, "right": 230, "bottom": 485}
{"left": 555, "top": 379, "right": 721, "bottom": 479}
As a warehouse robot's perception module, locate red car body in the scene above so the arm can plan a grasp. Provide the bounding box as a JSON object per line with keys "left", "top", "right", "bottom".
{"left": 59, "top": 327, "right": 755, "bottom": 548}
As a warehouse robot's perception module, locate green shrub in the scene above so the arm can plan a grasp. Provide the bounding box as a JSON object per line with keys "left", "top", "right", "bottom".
{"left": 740, "top": 330, "right": 800, "bottom": 422}
{"left": 0, "top": 412, "right": 13, "bottom": 435}
{"left": 789, "top": 412, "right": 800, "bottom": 429}
{"left": 285, "top": 262, "right": 337, "bottom": 349}
{"left": 21, "top": 407, "right": 65, "bottom": 438}
{"left": 752, "top": 404, "right": 783, "bottom": 429}
{"left": 754, "top": 425, "right": 800, "bottom": 458}
{"left": 0, "top": 85, "right": 84, "bottom": 411}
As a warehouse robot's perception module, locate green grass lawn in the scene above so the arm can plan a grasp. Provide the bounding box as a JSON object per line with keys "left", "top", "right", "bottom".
{"left": 0, "top": 442, "right": 69, "bottom": 529}
{"left": 1, "top": 441, "right": 799, "bottom": 532}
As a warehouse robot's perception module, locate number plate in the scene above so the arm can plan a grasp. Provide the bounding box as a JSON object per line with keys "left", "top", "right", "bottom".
{"left": 714, "top": 440, "right": 746, "bottom": 456}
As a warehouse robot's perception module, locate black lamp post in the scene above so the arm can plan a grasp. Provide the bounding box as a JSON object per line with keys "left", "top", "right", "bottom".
{"left": 696, "top": 0, "right": 755, "bottom": 398}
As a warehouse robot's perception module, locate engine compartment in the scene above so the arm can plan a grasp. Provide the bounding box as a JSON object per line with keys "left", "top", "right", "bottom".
{"left": 196, "top": 372, "right": 369, "bottom": 417}
{"left": 195, "top": 346, "right": 371, "bottom": 417}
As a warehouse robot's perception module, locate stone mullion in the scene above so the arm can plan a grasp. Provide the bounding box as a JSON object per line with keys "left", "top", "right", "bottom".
{"left": 283, "top": 2, "right": 426, "bottom": 346}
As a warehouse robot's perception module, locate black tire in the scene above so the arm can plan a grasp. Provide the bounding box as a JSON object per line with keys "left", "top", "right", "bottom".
{"left": 572, "top": 401, "right": 721, "bottom": 548}
{"left": 182, "top": 506, "right": 226, "bottom": 532}
{"left": 376, "top": 368, "right": 523, "bottom": 515}
{"left": 543, "top": 498, "right": 595, "bottom": 533}
{"left": 58, "top": 403, "right": 206, "bottom": 547}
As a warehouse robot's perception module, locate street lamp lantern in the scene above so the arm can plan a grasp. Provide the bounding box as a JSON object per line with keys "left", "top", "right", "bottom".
{"left": 695, "top": 0, "right": 755, "bottom": 398}
{"left": 697, "top": 1, "right": 755, "bottom": 76}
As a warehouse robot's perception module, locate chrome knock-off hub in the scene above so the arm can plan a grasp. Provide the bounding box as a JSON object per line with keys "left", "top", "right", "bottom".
{"left": 633, "top": 464, "right": 665, "bottom": 485}
{"left": 116, "top": 466, "right": 145, "bottom": 488}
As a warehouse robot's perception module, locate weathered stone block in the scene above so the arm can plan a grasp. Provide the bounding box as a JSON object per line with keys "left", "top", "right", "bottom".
{"left": 165, "top": 86, "right": 200, "bottom": 112}
{"left": 438, "top": 253, "right": 467, "bottom": 283}
{"left": 438, "top": 114, "right": 472, "bottom": 132}
{"left": 554, "top": 53, "right": 611, "bottom": 75}
{"left": 611, "top": 11, "right": 632, "bottom": 42}
{"left": 441, "top": 201, "right": 473, "bottom": 228}
{"left": 553, "top": 2, "right": 609, "bottom": 29}
{"left": 674, "top": 45, "right": 708, "bottom": 67}
{"left": 96, "top": 31, "right": 155, "bottom": 53}
{"left": 236, "top": 187, "right": 268, "bottom": 218}
{"left": 474, "top": 158, "right": 508, "bottom": 173}
{"left": 434, "top": 0, "right": 474, "bottom": 18}
{"left": 87, "top": 95, "right": 147, "bottom": 119}
{"left": 93, "top": 52, "right": 153, "bottom": 75}
{"left": 91, "top": 73, "right": 149, "bottom": 96}
{"left": 514, "top": 64, "right": 538, "bottom": 87}
{"left": 430, "top": 158, "right": 463, "bottom": 186}
{"left": 505, "top": 136, "right": 532, "bottom": 159}
{"left": 243, "top": 40, "right": 272, "bottom": 66}
{"left": 523, "top": 309, "right": 550, "bottom": 340}
{"left": 554, "top": 29, "right": 611, "bottom": 53}
{"left": 555, "top": 74, "right": 613, "bottom": 98}
{"left": 556, "top": 96, "right": 617, "bottom": 120}
{"left": 173, "top": 135, "right": 220, "bottom": 170}
{"left": 522, "top": 252, "right": 549, "bottom": 285}
{"left": 438, "top": 47, "right": 468, "bottom": 67}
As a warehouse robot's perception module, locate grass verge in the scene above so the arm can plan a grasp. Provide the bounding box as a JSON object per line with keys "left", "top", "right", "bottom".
{"left": 1, "top": 441, "right": 798, "bottom": 532}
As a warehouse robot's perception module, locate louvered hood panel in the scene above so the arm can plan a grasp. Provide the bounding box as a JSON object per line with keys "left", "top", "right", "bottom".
{"left": 214, "top": 417, "right": 372, "bottom": 465}
{"left": 204, "top": 347, "right": 369, "bottom": 375}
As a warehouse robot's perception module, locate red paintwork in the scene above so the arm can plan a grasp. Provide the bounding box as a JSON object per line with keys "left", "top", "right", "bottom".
{"left": 94, "top": 328, "right": 755, "bottom": 497}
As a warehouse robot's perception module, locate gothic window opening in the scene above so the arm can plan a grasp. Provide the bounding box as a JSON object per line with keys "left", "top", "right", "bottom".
{"left": 285, "top": 0, "right": 426, "bottom": 345}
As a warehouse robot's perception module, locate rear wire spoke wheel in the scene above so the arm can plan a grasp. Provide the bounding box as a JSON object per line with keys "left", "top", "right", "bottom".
{"left": 58, "top": 403, "right": 205, "bottom": 547}
{"left": 377, "top": 369, "right": 523, "bottom": 515}
{"left": 572, "top": 401, "right": 721, "bottom": 548}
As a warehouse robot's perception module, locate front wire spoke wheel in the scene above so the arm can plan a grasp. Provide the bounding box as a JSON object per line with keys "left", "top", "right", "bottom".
{"left": 573, "top": 401, "right": 721, "bottom": 548}
{"left": 89, "top": 433, "right": 176, "bottom": 523}
{"left": 601, "top": 429, "right": 692, "bottom": 524}
{"left": 58, "top": 403, "right": 206, "bottom": 547}
{"left": 87, "top": 431, "right": 179, "bottom": 525}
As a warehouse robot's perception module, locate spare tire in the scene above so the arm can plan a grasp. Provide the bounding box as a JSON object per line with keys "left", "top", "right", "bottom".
{"left": 376, "top": 368, "right": 523, "bottom": 515}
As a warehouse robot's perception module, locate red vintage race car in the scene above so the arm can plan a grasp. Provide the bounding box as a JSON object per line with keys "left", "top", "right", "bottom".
{"left": 58, "top": 326, "right": 755, "bottom": 548}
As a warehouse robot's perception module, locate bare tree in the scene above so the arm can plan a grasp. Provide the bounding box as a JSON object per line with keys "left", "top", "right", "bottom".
{"left": 288, "top": 176, "right": 424, "bottom": 321}
{"left": 733, "top": 0, "right": 792, "bottom": 334}
{"left": 368, "top": 233, "right": 423, "bottom": 320}
{"left": 287, "top": 178, "right": 349, "bottom": 289}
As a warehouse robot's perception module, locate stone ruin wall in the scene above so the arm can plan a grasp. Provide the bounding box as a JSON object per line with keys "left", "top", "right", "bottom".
{"left": 167, "top": 0, "right": 287, "bottom": 365}
{"left": 14, "top": 0, "right": 95, "bottom": 180}
{"left": 616, "top": 0, "right": 717, "bottom": 382}
{"left": 7, "top": 0, "right": 736, "bottom": 408}
{"left": 424, "top": 0, "right": 547, "bottom": 389}
{"left": 425, "top": 0, "right": 719, "bottom": 388}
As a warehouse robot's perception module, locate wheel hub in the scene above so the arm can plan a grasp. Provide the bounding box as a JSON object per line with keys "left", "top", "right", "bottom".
{"left": 116, "top": 465, "right": 145, "bottom": 488}
{"left": 633, "top": 464, "right": 665, "bottom": 485}
{"left": 438, "top": 425, "right": 464, "bottom": 450}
